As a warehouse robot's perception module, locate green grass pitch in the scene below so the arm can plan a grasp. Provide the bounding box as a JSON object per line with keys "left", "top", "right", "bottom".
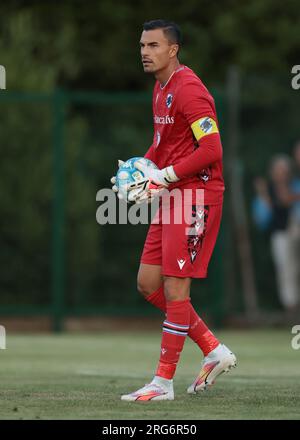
{"left": 1, "top": 329, "right": 300, "bottom": 419}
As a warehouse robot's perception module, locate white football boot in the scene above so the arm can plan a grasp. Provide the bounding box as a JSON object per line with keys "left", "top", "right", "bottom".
{"left": 121, "top": 376, "right": 174, "bottom": 402}
{"left": 187, "top": 344, "right": 237, "bottom": 394}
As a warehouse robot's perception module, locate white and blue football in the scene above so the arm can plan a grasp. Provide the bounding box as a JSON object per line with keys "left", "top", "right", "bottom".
{"left": 116, "top": 156, "right": 158, "bottom": 202}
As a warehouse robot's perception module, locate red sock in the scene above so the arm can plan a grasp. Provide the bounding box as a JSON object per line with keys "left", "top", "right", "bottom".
{"left": 156, "top": 299, "right": 191, "bottom": 380}
{"left": 146, "top": 287, "right": 166, "bottom": 312}
{"left": 188, "top": 308, "right": 220, "bottom": 356}
{"left": 146, "top": 287, "right": 220, "bottom": 356}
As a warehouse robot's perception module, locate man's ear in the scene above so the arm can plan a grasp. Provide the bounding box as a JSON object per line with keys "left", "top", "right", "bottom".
{"left": 169, "top": 44, "right": 179, "bottom": 58}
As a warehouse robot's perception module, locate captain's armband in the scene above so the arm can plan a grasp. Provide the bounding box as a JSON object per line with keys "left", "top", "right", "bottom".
{"left": 191, "top": 116, "right": 219, "bottom": 141}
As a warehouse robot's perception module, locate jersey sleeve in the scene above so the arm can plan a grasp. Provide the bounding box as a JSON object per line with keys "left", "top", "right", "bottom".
{"left": 178, "top": 81, "right": 219, "bottom": 142}
{"left": 173, "top": 81, "right": 222, "bottom": 179}
{"left": 144, "top": 144, "right": 155, "bottom": 161}
{"left": 173, "top": 133, "right": 222, "bottom": 179}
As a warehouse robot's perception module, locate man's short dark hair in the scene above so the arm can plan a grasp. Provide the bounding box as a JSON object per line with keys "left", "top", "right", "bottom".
{"left": 143, "top": 19, "right": 182, "bottom": 48}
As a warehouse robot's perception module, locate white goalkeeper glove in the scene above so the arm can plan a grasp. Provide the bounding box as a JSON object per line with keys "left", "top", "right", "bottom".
{"left": 111, "top": 160, "right": 125, "bottom": 199}
{"left": 110, "top": 159, "right": 151, "bottom": 203}
{"left": 127, "top": 159, "right": 179, "bottom": 202}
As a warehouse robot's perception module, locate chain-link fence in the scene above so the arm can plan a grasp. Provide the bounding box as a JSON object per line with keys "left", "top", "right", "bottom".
{"left": 0, "top": 73, "right": 298, "bottom": 330}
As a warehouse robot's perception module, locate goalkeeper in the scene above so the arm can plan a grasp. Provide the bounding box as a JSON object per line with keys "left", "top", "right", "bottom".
{"left": 112, "top": 19, "right": 236, "bottom": 401}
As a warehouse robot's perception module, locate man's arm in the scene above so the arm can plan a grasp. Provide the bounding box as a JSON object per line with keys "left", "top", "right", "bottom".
{"left": 173, "top": 132, "right": 222, "bottom": 179}
{"left": 128, "top": 83, "right": 223, "bottom": 201}
{"left": 253, "top": 177, "right": 272, "bottom": 206}
{"left": 172, "top": 81, "right": 222, "bottom": 179}
{"left": 129, "top": 116, "right": 223, "bottom": 198}
{"left": 144, "top": 144, "right": 155, "bottom": 162}
{"left": 275, "top": 184, "right": 300, "bottom": 206}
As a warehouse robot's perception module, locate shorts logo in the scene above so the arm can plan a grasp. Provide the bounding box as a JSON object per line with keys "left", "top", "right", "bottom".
{"left": 177, "top": 259, "right": 186, "bottom": 270}
{"left": 161, "top": 348, "right": 167, "bottom": 355}
{"left": 166, "top": 93, "right": 173, "bottom": 108}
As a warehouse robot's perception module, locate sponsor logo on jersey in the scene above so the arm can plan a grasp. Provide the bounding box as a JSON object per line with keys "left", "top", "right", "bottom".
{"left": 154, "top": 115, "right": 174, "bottom": 124}
{"left": 166, "top": 93, "right": 173, "bottom": 108}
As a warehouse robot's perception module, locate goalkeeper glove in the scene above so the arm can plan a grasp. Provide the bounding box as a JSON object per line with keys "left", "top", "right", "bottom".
{"left": 127, "top": 159, "right": 179, "bottom": 202}
{"left": 110, "top": 160, "right": 151, "bottom": 203}
{"left": 110, "top": 160, "right": 125, "bottom": 199}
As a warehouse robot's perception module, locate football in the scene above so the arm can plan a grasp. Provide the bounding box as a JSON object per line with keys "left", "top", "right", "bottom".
{"left": 115, "top": 156, "right": 158, "bottom": 202}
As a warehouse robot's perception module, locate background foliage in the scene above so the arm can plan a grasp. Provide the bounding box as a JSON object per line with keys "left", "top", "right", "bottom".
{"left": 0, "top": 0, "right": 299, "bottom": 320}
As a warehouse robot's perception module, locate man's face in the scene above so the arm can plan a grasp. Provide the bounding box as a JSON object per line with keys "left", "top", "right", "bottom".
{"left": 140, "top": 29, "right": 177, "bottom": 74}
{"left": 294, "top": 142, "right": 300, "bottom": 168}
{"left": 270, "top": 159, "right": 291, "bottom": 183}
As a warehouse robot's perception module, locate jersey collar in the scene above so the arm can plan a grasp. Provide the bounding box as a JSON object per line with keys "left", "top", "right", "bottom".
{"left": 160, "top": 65, "right": 185, "bottom": 90}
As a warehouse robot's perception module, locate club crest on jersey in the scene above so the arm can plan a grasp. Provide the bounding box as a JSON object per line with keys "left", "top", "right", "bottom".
{"left": 166, "top": 93, "right": 173, "bottom": 108}
{"left": 200, "top": 117, "right": 213, "bottom": 133}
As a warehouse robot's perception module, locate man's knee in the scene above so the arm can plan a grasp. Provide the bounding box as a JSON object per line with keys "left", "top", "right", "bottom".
{"left": 137, "top": 275, "right": 152, "bottom": 298}
{"left": 137, "top": 264, "right": 163, "bottom": 299}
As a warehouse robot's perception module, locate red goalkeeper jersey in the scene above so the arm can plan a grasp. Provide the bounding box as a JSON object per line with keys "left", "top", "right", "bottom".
{"left": 145, "top": 65, "right": 224, "bottom": 205}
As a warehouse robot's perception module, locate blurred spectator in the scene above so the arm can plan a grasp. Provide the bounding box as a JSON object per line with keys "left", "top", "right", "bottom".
{"left": 252, "top": 177, "right": 272, "bottom": 231}
{"left": 289, "top": 142, "right": 300, "bottom": 305}
{"left": 253, "top": 155, "right": 300, "bottom": 316}
{"left": 290, "top": 141, "right": 300, "bottom": 230}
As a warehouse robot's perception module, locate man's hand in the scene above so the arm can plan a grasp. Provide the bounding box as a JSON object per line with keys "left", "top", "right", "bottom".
{"left": 127, "top": 159, "right": 179, "bottom": 202}
{"left": 135, "top": 159, "right": 179, "bottom": 187}
{"left": 110, "top": 159, "right": 151, "bottom": 203}
{"left": 111, "top": 160, "right": 124, "bottom": 199}
{"left": 111, "top": 158, "right": 180, "bottom": 204}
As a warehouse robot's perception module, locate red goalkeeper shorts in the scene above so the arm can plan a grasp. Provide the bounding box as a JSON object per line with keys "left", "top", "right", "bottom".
{"left": 140, "top": 198, "right": 223, "bottom": 279}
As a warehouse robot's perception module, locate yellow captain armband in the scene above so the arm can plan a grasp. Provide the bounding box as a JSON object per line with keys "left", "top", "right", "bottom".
{"left": 191, "top": 116, "right": 219, "bottom": 141}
